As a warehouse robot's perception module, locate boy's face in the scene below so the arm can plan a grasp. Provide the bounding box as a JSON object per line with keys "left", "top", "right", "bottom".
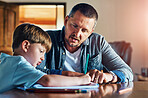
{"left": 24, "top": 43, "right": 46, "bottom": 67}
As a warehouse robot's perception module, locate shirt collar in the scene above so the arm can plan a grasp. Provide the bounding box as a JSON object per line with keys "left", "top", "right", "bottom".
{"left": 83, "top": 38, "right": 89, "bottom": 45}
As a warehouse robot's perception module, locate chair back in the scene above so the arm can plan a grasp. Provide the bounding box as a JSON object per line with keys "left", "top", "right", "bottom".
{"left": 109, "top": 41, "right": 132, "bottom": 66}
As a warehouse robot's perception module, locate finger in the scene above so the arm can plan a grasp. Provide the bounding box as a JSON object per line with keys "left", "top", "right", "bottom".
{"left": 91, "top": 73, "right": 96, "bottom": 81}
{"left": 88, "top": 69, "right": 97, "bottom": 81}
{"left": 103, "top": 74, "right": 108, "bottom": 83}
{"left": 92, "top": 69, "right": 99, "bottom": 81}
{"left": 94, "top": 71, "right": 99, "bottom": 83}
{"left": 103, "top": 78, "right": 107, "bottom": 83}
{"left": 98, "top": 73, "right": 104, "bottom": 84}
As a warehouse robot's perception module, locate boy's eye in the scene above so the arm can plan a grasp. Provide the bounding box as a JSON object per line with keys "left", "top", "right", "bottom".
{"left": 40, "top": 50, "right": 44, "bottom": 53}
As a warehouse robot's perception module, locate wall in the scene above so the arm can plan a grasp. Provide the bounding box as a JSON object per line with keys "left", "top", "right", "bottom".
{"left": 2, "top": 0, "right": 148, "bottom": 80}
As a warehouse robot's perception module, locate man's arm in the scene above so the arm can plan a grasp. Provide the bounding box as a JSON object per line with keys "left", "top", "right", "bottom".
{"left": 101, "top": 38, "right": 133, "bottom": 83}
{"left": 85, "top": 34, "right": 133, "bottom": 84}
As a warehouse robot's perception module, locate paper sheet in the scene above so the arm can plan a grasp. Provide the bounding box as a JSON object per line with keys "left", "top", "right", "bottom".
{"left": 31, "top": 82, "right": 99, "bottom": 89}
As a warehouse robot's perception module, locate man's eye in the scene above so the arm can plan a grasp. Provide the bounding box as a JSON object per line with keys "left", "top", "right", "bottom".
{"left": 72, "top": 24, "right": 78, "bottom": 28}
{"left": 82, "top": 29, "right": 88, "bottom": 33}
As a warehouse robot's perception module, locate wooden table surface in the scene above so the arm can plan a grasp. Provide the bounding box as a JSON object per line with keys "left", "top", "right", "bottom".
{"left": 0, "top": 81, "right": 148, "bottom": 98}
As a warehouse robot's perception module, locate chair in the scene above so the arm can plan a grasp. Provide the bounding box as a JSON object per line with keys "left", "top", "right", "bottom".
{"left": 109, "top": 41, "right": 132, "bottom": 66}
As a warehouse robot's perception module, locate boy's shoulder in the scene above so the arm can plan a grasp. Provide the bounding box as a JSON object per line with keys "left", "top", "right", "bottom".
{"left": 1, "top": 53, "right": 22, "bottom": 59}
{"left": 0, "top": 53, "right": 33, "bottom": 71}
{"left": 0, "top": 53, "right": 26, "bottom": 64}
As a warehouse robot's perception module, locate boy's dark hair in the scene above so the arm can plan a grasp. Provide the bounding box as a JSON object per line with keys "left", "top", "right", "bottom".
{"left": 69, "top": 3, "right": 98, "bottom": 28}
{"left": 12, "top": 23, "right": 52, "bottom": 52}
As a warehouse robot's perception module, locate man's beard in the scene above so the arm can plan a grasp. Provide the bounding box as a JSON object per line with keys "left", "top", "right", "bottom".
{"left": 65, "top": 34, "right": 80, "bottom": 47}
{"left": 65, "top": 38, "right": 79, "bottom": 47}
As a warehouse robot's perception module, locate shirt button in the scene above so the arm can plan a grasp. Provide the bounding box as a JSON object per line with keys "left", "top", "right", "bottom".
{"left": 62, "top": 52, "right": 65, "bottom": 55}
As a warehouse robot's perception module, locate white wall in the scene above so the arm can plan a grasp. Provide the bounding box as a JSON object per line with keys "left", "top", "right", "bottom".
{"left": 2, "top": 0, "right": 148, "bottom": 80}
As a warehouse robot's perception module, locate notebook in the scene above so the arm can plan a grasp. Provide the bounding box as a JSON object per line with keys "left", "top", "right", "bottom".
{"left": 25, "top": 82, "right": 99, "bottom": 93}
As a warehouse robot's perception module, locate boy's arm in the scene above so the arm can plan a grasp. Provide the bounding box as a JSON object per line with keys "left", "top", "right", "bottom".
{"left": 37, "top": 74, "right": 91, "bottom": 87}
{"left": 36, "top": 68, "right": 62, "bottom": 75}
{"left": 62, "top": 71, "right": 84, "bottom": 76}
{"left": 37, "top": 67, "right": 84, "bottom": 76}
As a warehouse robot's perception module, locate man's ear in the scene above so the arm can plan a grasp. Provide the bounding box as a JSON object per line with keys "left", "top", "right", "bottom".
{"left": 21, "top": 40, "right": 31, "bottom": 52}
{"left": 64, "top": 15, "right": 69, "bottom": 26}
{"left": 90, "top": 29, "right": 94, "bottom": 34}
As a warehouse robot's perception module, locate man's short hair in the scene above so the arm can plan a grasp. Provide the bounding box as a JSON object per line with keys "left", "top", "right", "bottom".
{"left": 69, "top": 3, "right": 98, "bottom": 27}
{"left": 12, "top": 23, "right": 52, "bottom": 52}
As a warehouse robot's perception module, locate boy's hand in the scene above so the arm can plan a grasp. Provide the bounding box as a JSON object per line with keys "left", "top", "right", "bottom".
{"left": 62, "top": 71, "right": 84, "bottom": 76}
{"left": 80, "top": 74, "right": 91, "bottom": 84}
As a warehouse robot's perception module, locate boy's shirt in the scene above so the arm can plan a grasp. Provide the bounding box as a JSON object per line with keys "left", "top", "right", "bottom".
{"left": 0, "top": 53, "right": 46, "bottom": 93}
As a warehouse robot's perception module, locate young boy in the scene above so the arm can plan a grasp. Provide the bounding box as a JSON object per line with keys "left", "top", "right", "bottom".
{"left": 0, "top": 23, "right": 91, "bottom": 93}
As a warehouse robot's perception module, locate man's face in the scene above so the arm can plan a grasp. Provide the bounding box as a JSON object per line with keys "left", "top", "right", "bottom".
{"left": 64, "top": 11, "right": 95, "bottom": 48}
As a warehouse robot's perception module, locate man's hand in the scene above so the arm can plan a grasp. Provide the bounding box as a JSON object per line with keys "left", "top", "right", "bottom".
{"left": 62, "top": 71, "right": 84, "bottom": 76}
{"left": 87, "top": 69, "right": 117, "bottom": 84}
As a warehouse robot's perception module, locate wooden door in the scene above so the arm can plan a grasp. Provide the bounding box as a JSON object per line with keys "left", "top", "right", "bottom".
{"left": 0, "top": 1, "right": 19, "bottom": 55}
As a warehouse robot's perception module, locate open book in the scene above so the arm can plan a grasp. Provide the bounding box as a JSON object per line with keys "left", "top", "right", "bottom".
{"left": 25, "top": 82, "right": 99, "bottom": 93}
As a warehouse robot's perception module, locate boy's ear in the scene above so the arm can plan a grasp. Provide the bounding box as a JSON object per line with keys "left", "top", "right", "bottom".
{"left": 22, "top": 40, "right": 31, "bottom": 52}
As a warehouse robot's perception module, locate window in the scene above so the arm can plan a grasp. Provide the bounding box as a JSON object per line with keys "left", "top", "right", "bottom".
{"left": 19, "top": 4, "right": 65, "bottom": 30}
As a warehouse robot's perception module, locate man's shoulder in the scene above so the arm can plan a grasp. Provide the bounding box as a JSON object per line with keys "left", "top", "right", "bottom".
{"left": 86, "top": 33, "right": 107, "bottom": 46}
{"left": 46, "top": 29, "right": 64, "bottom": 43}
{"left": 89, "top": 33, "right": 104, "bottom": 39}
{"left": 46, "top": 29, "right": 62, "bottom": 35}
{"left": 46, "top": 29, "right": 62, "bottom": 39}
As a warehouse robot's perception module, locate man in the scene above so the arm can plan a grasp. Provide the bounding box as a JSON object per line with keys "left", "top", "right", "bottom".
{"left": 37, "top": 3, "right": 133, "bottom": 84}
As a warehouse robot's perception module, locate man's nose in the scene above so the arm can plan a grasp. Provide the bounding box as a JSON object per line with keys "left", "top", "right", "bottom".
{"left": 74, "top": 28, "right": 81, "bottom": 37}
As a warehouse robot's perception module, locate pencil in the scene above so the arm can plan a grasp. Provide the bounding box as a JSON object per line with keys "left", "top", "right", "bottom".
{"left": 101, "top": 70, "right": 103, "bottom": 73}
{"left": 85, "top": 53, "right": 89, "bottom": 74}
{"left": 26, "top": 89, "right": 88, "bottom": 93}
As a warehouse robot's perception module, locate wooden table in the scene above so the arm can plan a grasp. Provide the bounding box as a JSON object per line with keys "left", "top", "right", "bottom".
{"left": 0, "top": 81, "right": 148, "bottom": 98}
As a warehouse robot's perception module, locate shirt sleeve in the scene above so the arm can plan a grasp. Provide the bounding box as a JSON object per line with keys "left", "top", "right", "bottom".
{"left": 13, "top": 57, "right": 46, "bottom": 89}
{"left": 101, "top": 37, "right": 133, "bottom": 82}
